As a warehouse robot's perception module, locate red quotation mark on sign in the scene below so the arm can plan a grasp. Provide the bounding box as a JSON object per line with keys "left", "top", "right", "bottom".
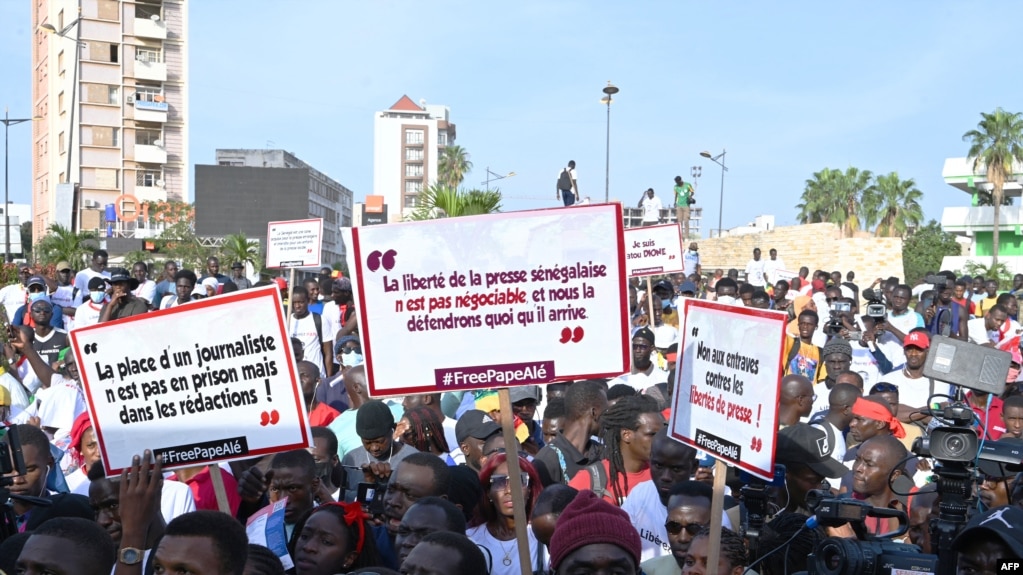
{"left": 366, "top": 249, "right": 397, "bottom": 272}
{"left": 749, "top": 436, "right": 763, "bottom": 452}
{"left": 559, "top": 326, "right": 585, "bottom": 344}
{"left": 260, "top": 410, "right": 280, "bottom": 426}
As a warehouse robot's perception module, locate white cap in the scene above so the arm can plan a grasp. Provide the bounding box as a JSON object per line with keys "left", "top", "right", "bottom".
{"left": 654, "top": 325, "right": 678, "bottom": 349}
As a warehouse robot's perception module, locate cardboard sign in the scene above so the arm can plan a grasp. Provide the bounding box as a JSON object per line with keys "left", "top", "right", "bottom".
{"left": 71, "top": 285, "right": 311, "bottom": 476}
{"left": 266, "top": 218, "right": 323, "bottom": 268}
{"left": 624, "top": 223, "right": 685, "bottom": 277}
{"left": 668, "top": 300, "right": 786, "bottom": 480}
{"left": 342, "top": 204, "right": 630, "bottom": 397}
{"left": 246, "top": 498, "right": 294, "bottom": 570}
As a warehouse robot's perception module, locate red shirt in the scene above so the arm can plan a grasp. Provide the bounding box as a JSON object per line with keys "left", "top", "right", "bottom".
{"left": 169, "top": 467, "right": 241, "bottom": 515}
{"left": 309, "top": 402, "right": 341, "bottom": 427}
{"left": 966, "top": 392, "right": 1006, "bottom": 440}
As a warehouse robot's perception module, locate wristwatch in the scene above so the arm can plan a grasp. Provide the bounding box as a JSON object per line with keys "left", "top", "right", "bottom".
{"left": 119, "top": 547, "right": 144, "bottom": 565}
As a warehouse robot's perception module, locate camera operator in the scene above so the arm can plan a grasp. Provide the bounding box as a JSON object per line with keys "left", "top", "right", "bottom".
{"left": 978, "top": 446, "right": 1023, "bottom": 511}
{"left": 952, "top": 506, "right": 1023, "bottom": 575}
{"left": 775, "top": 424, "right": 849, "bottom": 516}
{"left": 923, "top": 280, "right": 969, "bottom": 342}
{"left": 837, "top": 306, "right": 894, "bottom": 390}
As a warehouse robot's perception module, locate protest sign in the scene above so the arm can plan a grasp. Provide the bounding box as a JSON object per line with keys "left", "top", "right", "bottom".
{"left": 624, "top": 223, "right": 684, "bottom": 277}
{"left": 71, "top": 285, "right": 311, "bottom": 476}
{"left": 341, "top": 204, "right": 630, "bottom": 397}
{"left": 266, "top": 218, "right": 323, "bottom": 268}
{"left": 668, "top": 299, "right": 786, "bottom": 480}
{"left": 246, "top": 498, "right": 294, "bottom": 570}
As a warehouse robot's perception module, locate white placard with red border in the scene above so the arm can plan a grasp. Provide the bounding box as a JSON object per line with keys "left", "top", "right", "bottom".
{"left": 668, "top": 299, "right": 786, "bottom": 480}
{"left": 624, "top": 223, "right": 685, "bottom": 277}
{"left": 266, "top": 218, "right": 323, "bottom": 269}
{"left": 71, "top": 285, "right": 311, "bottom": 476}
{"left": 341, "top": 204, "right": 630, "bottom": 397}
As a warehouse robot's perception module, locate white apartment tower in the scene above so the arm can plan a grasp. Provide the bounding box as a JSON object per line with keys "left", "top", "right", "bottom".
{"left": 373, "top": 96, "right": 455, "bottom": 219}
{"left": 31, "top": 0, "right": 188, "bottom": 242}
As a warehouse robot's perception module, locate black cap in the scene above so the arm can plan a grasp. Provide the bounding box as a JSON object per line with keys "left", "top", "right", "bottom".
{"left": 952, "top": 505, "right": 1023, "bottom": 558}
{"left": 775, "top": 423, "right": 848, "bottom": 479}
{"left": 633, "top": 327, "right": 655, "bottom": 345}
{"left": 455, "top": 409, "right": 500, "bottom": 445}
{"left": 26, "top": 275, "right": 46, "bottom": 289}
{"left": 88, "top": 277, "right": 108, "bottom": 291}
{"left": 356, "top": 400, "right": 394, "bottom": 439}
{"left": 231, "top": 262, "right": 244, "bottom": 269}
{"left": 107, "top": 267, "right": 140, "bottom": 289}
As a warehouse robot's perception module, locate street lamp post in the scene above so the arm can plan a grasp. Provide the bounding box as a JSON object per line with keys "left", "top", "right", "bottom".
{"left": 2, "top": 110, "right": 40, "bottom": 262}
{"left": 601, "top": 82, "right": 619, "bottom": 204}
{"left": 700, "top": 149, "right": 727, "bottom": 237}
{"left": 482, "top": 167, "right": 516, "bottom": 192}
{"left": 40, "top": 8, "right": 82, "bottom": 230}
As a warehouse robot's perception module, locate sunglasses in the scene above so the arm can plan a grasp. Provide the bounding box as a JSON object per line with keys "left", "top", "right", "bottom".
{"left": 664, "top": 521, "right": 705, "bottom": 536}
{"left": 633, "top": 343, "right": 652, "bottom": 351}
{"left": 490, "top": 472, "right": 530, "bottom": 492}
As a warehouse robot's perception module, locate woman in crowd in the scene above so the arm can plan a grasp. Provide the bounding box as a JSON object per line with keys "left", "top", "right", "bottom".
{"left": 396, "top": 406, "right": 454, "bottom": 464}
{"left": 290, "top": 501, "right": 382, "bottom": 574}
{"left": 467, "top": 452, "right": 544, "bottom": 575}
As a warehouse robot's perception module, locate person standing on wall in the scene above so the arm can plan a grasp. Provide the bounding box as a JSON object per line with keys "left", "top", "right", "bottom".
{"left": 557, "top": 161, "right": 579, "bottom": 207}
{"left": 673, "top": 176, "right": 695, "bottom": 238}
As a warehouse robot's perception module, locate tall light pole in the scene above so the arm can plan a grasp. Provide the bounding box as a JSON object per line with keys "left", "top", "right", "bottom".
{"left": 601, "top": 81, "right": 619, "bottom": 203}
{"left": 482, "top": 167, "right": 516, "bottom": 192}
{"left": 700, "top": 149, "right": 727, "bottom": 237}
{"left": 40, "top": 8, "right": 82, "bottom": 230}
{"left": 2, "top": 110, "right": 41, "bottom": 262}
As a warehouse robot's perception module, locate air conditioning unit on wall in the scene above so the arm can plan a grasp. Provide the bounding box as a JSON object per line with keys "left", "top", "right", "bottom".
{"left": 83, "top": 199, "right": 100, "bottom": 208}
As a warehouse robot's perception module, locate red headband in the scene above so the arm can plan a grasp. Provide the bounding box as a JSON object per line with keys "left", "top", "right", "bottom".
{"left": 313, "top": 501, "right": 368, "bottom": 555}
{"left": 852, "top": 397, "right": 905, "bottom": 439}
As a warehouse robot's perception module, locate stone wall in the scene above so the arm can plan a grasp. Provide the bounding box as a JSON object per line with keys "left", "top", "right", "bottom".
{"left": 698, "top": 223, "right": 906, "bottom": 286}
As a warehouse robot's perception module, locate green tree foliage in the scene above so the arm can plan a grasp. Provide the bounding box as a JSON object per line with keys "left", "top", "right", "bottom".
{"left": 156, "top": 220, "right": 210, "bottom": 272}
{"left": 19, "top": 222, "right": 32, "bottom": 258}
{"left": 963, "top": 108, "right": 1023, "bottom": 268}
{"left": 220, "top": 232, "right": 260, "bottom": 268}
{"left": 902, "top": 220, "right": 961, "bottom": 285}
{"left": 796, "top": 167, "right": 873, "bottom": 237}
{"left": 32, "top": 223, "right": 99, "bottom": 269}
{"left": 861, "top": 172, "right": 924, "bottom": 237}
{"left": 959, "top": 260, "right": 1012, "bottom": 290}
{"left": 408, "top": 184, "right": 502, "bottom": 220}
{"left": 437, "top": 145, "right": 473, "bottom": 188}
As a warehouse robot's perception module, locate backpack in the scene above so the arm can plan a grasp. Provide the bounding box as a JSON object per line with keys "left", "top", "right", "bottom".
{"left": 587, "top": 461, "right": 618, "bottom": 503}
{"left": 558, "top": 168, "right": 573, "bottom": 190}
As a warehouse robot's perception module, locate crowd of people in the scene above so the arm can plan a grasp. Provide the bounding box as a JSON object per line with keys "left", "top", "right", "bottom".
{"left": 2, "top": 246, "right": 1023, "bottom": 575}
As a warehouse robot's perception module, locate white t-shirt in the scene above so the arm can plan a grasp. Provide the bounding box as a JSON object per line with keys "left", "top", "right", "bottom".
{"left": 683, "top": 250, "right": 700, "bottom": 276}
{"left": 321, "top": 301, "right": 344, "bottom": 348}
{"left": 968, "top": 317, "right": 995, "bottom": 345}
{"left": 133, "top": 279, "right": 157, "bottom": 307}
{"left": 608, "top": 365, "right": 669, "bottom": 392}
{"left": 290, "top": 313, "right": 326, "bottom": 377}
{"left": 72, "top": 300, "right": 104, "bottom": 331}
{"left": 73, "top": 269, "right": 110, "bottom": 305}
{"left": 641, "top": 195, "right": 663, "bottom": 223}
{"left": 763, "top": 258, "right": 786, "bottom": 285}
{"left": 745, "top": 259, "right": 766, "bottom": 287}
{"left": 849, "top": 343, "right": 882, "bottom": 389}
{"left": 52, "top": 285, "right": 76, "bottom": 331}
{"left": 622, "top": 480, "right": 732, "bottom": 563}
{"left": 886, "top": 309, "right": 924, "bottom": 336}
{"left": 810, "top": 420, "right": 847, "bottom": 462}
{"left": 442, "top": 416, "right": 465, "bottom": 465}
{"left": 880, "top": 368, "right": 946, "bottom": 409}
{"left": 467, "top": 524, "right": 542, "bottom": 575}
{"left": 11, "top": 373, "right": 86, "bottom": 440}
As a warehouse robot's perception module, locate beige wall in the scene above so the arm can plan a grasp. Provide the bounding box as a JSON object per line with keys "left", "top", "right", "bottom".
{"left": 698, "top": 222, "right": 906, "bottom": 286}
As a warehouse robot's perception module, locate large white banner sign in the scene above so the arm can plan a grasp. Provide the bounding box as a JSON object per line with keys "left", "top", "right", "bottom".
{"left": 342, "top": 204, "right": 630, "bottom": 397}
{"left": 668, "top": 300, "right": 786, "bottom": 480}
{"left": 624, "top": 223, "right": 684, "bottom": 277}
{"left": 266, "top": 218, "right": 323, "bottom": 268}
{"left": 71, "top": 286, "right": 311, "bottom": 476}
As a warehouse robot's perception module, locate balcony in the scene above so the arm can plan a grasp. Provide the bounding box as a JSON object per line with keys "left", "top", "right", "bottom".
{"left": 941, "top": 206, "right": 1023, "bottom": 236}
{"left": 133, "top": 98, "right": 168, "bottom": 123}
{"left": 134, "top": 144, "right": 167, "bottom": 164}
{"left": 134, "top": 60, "right": 167, "bottom": 82}
{"left": 134, "top": 17, "right": 167, "bottom": 40}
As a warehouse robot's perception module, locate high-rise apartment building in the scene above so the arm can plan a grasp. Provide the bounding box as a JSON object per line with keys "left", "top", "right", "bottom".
{"left": 373, "top": 95, "right": 455, "bottom": 219}
{"left": 31, "top": 0, "right": 188, "bottom": 242}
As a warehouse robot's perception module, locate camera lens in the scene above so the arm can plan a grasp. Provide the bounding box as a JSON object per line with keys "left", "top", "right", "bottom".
{"left": 942, "top": 434, "right": 967, "bottom": 457}
{"left": 817, "top": 541, "right": 848, "bottom": 575}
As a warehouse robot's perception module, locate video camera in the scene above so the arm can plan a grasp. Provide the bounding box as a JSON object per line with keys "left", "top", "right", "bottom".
{"left": 824, "top": 300, "right": 851, "bottom": 337}
{"left": 0, "top": 425, "right": 27, "bottom": 542}
{"left": 861, "top": 288, "right": 887, "bottom": 321}
{"left": 802, "top": 492, "right": 938, "bottom": 575}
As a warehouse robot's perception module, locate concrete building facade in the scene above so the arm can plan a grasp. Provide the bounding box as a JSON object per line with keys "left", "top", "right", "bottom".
{"left": 195, "top": 149, "right": 355, "bottom": 266}
{"left": 31, "top": 0, "right": 188, "bottom": 242}
{"left": 373, "top": 95, "right": 455, "bottom": 219}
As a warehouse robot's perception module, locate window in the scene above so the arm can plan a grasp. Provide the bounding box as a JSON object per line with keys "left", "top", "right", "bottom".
{"left": 406, "top": 147, "right": 423, "bottom": 161}
{"left": 405, "top": 164, "right": 423, "bottom": 178}
{"left": 136, "top": 48, "right": 162, "bottom": 64}
{"left": 85, "top": 41, "right": 119, "bottom": 63}
{"left": 404, "top": 195, "right": 419, "bottom": 208}
{"left": 96, "top": 0, "right": 119, "bottom": 21}
{"left": 58, "top": 92, "right": 64, "bottom": 114}
{"left": 438, "top": 132, "right": 448, "bottom": 146}
{"left": 57, "top": 51, "right": 64, "bottom": 75}
{"left": 405, "top": 129, "right": 423, "bottom": 145}
{"left": 83, "top": 83, "right": 118, "bottom": 104}
{"left": 136, "top": 169, "right": 162, "bottom": 187}
{"left": 136, "top": 3, "right": 161, "bottom": 20}
{"left": 108, "top": 85, "right": 119, "bottom": 105}
{"left": 86, "top": 127, "right": 119, "bottom": 147}
{"left": 134, "top": 84, "right": 164, "bottom": 102}
{"left": 136, "top": 129, "right": 161, "bottom": 146}
{"left": 405, "top": 180, "right": 423, "bottom": 195}
{"left": 59, "top": 132, "right": 65, "bottom": 153}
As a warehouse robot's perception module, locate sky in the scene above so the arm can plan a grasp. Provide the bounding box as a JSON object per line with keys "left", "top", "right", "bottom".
{"left": 1, "top": 1, "right": 1021, "bottom": 236}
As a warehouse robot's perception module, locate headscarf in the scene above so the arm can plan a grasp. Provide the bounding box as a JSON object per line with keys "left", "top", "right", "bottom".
{"left": 852, "top": 397, "right": 906, "bottom": 438}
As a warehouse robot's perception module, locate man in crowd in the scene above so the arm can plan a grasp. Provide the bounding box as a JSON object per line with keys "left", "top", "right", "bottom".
{"left": 73, "top": 249, "right": 109, "bottom": 306}
{"left": 14, "top": 516, "right": 116, "bottom": 575}
{"left": 229, "top": 262, "right": 252, "bottom": 290}
{"left": 454, "top": 409, "right": 500, "bottom": 472}
{"left": 763, "top": 248, "right": 786, "bottom": 286}
{"left": 785, "top": 309, "right": 823, "bottom": 381}
{"left": 674, "top": 176, "right": 694, "bottom": 238}
{"left": 850, "top": 435, "right": 909, "bottom": 534}
{"left": 775, "top": 423, "right": 848, "bottom": 515}
{"left": 640, "top": 188, "right": 663, "bottom": 226}
{"left": 289, "top": 286, "right": 329, "bottom": 377}
{"left": 969, "top": 303, "right": 1009, "bottom": 346}
{"left": 200, "top": 256, "right": 230, "bottom": 285}
{"left": 376, "top": 453, "right": 452, "bottom": 568}
{"left": 341, "top": 399, "right": 419, "bottom": 501}
{"left": 952, "top": 506, "right": 1023, "bottom": 575}
{"left": 976, "top": 278, "right": 1000, "bottom": 318}
{"left": 886, "top": 284, "right": 924, "bottom": 342}
{"left": 99, "top": 268, "right": 149, "bottom": 322}
{"left": 549, "top": 490, "right": 643, "bottom": 575}
{"left": 238, "top": 449, "right": 321, "bottom": 545}
{"left": 557, "top": 160, "right": 578, "bottom": 206}
{"left": 74, "top": 276, "right": 108, "bottom": 329}
{"left": 153, "top": 260, "right": 179, "bottom": 305}
{"left": 924, "top": 278, "right": 969, "bottom": 341}
{"left": 882, "top": 330, "right": 942, "bottom": 424}
{"left": 131, "top": 262, "right": 157, "bottom": 309}
{"left": 778, "top": 374, "right": 814, "bottom": 427}
{"left": 395, "top": 496, "right": 466, "bottom": 566}
{"left": 639, "top": 481, "right": 715, "bottom": 575}
{"left": 611, "top": 327, "right": 669, "bottom": 390}
{"left": 151, "top": 511, "right": 249, "bottom": 575}
{"left": 533, "top": 379, "right": 607, "bottom": 485}
{"left": 745, "top": 248, "right": 766, "bottom": 289}
{"left": 809, "top": 383, "right": 860, "bottom": 461}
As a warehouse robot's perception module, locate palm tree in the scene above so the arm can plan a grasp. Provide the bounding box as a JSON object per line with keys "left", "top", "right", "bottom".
{"left": 975, "top": 190, "right": 1014, "bottom": 206}
{"left": 220, "top": 232, "right": 260, "bottom": 268}
{"left": 33, "top": 223, "right": 98, "bottom": 269}
{"left": 861, "top": 172, "right": 924, "bottom": 237}
{"left": 409, "top": 184, "right": 502, "bottom": 220}
{"left": 437, "top": 145, "right": 473, "bottom": 188}
{"left": 963, "top": 108, "right": 1023, "bottom": 268}
{"left": 796, "top": 167, "right": 872, "bottom": 237}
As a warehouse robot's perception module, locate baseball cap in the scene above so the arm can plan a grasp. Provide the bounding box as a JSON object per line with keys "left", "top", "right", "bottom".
{"left": 654, "top": 325, "right": 678, "bottom": 349}
{"left": 952, "top": 505, "right": 1023, "bottom": 558}
{"left": 904, "top": 331, "right": 930, "bottom": 350}
{"left": 333, "top": 277, "right": 352, "bottom": 292}
{"left": 26, "top": 275, "right": 46, "bottom": 289}
{"left": 775, "top": 423, "right": 848, "bottom": 478}
{"left": 633, "top": 327, "right": 656, "bottom": 346}
{"left": 455, "top": 409, "right": 500, "bottom": 445}
{"left": 55, "top": 261, "right": 71, "bottom": 271}
{"left": 811, "top": 279, "right": 826, "bottom": 292}
{"left": 653, "top": 279, "right": 674, "bottom": 295}
{"left": 231, "top": 262, "right": 244, "bottom": 269}
{"left": 509, "top": 385, "right": 539, "bottom": 404}
{"left": 678, "top": 281, "right": 697, "bottom": 295}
